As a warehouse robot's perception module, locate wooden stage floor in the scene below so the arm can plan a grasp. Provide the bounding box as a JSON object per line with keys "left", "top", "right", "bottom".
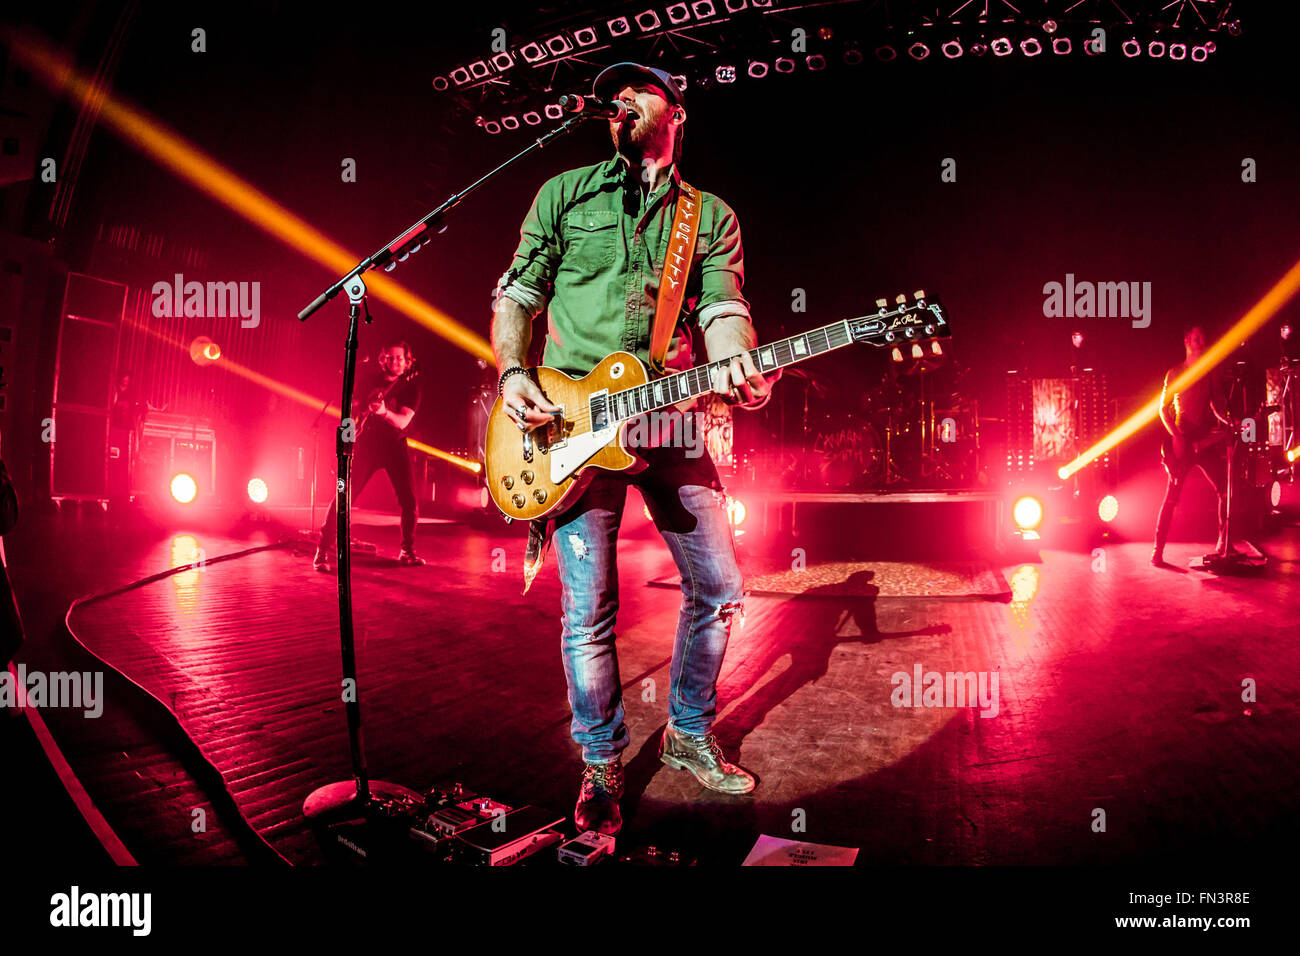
{"left": 6, "top": 504, "right": 1300, "bottom": 866}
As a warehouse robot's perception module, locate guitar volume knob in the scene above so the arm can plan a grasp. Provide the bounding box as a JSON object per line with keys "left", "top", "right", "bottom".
{"left": 511, "top": 494, "right": 525, "bottom": 509}
{"left": 502, "top": 476, "right": 514, "bottom": 489}
{"left": 533, "top": 489, "right": 547, "bottom": 503}
{"left": 521, "top": 470, "right": 534, "bottom": 484}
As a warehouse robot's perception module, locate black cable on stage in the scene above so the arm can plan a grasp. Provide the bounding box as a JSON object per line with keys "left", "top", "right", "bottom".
{"left": 61, "top": 537, "right": 314, "bottom": 866}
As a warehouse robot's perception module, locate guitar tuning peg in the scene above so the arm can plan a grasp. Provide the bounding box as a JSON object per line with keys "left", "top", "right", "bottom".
{"left": 875, "top": 298, "right": 888, "bottom": 309}
{"left": 913, "top": 289, "right": 926, "bottom": 300}
{"left": 895, "top": 293, "right": 907, "bottom": 305}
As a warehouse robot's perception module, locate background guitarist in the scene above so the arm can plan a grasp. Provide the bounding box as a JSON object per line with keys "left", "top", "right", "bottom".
{"left": 1153, "top": 324, "right": 1231, "bottom": 567}
{"left": 313, "top": 340, "right": 424, "bottom": 570}
{"left": 491, "top": 62, "right": 779, "bottom": 835}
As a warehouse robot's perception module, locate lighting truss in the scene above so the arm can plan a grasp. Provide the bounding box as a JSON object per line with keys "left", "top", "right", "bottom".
{"left": 434, "top": 1, "right": 1242, "bottom": 134}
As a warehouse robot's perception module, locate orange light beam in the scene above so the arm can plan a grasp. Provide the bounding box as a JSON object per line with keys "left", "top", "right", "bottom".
{"left": 1059, "top": 256, "right": 1300, "bottom": 479}
{"left": 7, "top": 27, "right": 493, "bottom": 363}
{"left": 130, "top": 318, "right": 478, "bottom": 469}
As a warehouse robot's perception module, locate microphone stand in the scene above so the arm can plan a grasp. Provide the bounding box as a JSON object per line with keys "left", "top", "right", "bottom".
{"left": 298, "top": 114, "right": 590, "bottom": 830}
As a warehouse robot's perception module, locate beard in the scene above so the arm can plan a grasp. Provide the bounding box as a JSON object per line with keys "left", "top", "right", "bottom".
{"left": 611, "top": 103, "right": 674, "bottom": 161}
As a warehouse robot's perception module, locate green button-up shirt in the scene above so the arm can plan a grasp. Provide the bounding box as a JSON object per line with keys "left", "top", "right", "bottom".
{"left": 503, "top": 152, "right": 749, "bottom": 376}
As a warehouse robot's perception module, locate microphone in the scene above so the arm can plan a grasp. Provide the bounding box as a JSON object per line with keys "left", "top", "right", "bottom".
{"left": 557, "top": 94, "right": 635, "bottom": 121}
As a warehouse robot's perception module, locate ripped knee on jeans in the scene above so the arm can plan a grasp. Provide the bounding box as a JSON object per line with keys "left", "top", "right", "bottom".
{"left": 718, "top": 597, "right": 746, "bottom": 631}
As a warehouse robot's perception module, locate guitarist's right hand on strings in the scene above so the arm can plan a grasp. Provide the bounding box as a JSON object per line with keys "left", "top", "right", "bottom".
{"left": 502, "top": 373, "right": 561, "bottom": 432}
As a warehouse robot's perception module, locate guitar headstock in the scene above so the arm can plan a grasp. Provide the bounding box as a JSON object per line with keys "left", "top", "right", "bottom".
{"left": 848, "top": 291, "right": 950, "bottom": 349}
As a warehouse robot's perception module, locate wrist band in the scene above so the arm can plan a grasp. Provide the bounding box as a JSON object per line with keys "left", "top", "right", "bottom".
{"left": 497, "top": 366, "right": 528, "bottom": 397}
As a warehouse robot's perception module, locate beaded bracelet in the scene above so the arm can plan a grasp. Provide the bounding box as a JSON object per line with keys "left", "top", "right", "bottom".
{"left": 497, "top": 366, "right": 528, "bottom": 397}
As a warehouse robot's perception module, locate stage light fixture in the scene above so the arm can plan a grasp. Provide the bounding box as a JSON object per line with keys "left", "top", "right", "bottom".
{"left": 931, "top": 341, "right": 942, "bottom": 355}
{"left": 728, "top": 497, "right": 747, "bottom": 526}
{"left": 171, "top": 473, "right": 198, "bottom": 504}
{"left": 468, "top": 59, "right": 492, "bottom": 79}
{"left": 891, "top": 346, "right": 904, "bottom": 362}
{"left": 545, "top": 34, "right": 573, "bottom": 56}
{"left": 450, "top": 66, "right": 471, "bottom": 86}
{"left": 1270, "top": 481, "right": 1282, "bottom": 508}
{"left": 608, "top": 16, "right": 631, "bottom": 36}
{"left": 635, "top": 10, "right": 661, "bottom": 31}
{"left": 574, "top": 27, "right": 598, "bottom": 46}
{"left": 247, "top": 478, "right": 268, "bottom": 504}
{"left": 481, "top": 118, "right": 501, "bottom": 134}
{"left": 1227, "top": 20, "right": 1241, "bottom": 37}
{"left": 725, "top": 0, "right": 747, "bottom": 11}
{"left": 667, "top": 3, "right": 691, "bottom": 24}
{"left": 693, "top": 0, "right": 717, "bottom": 18}
{"left": 1098, "top": 494, "right": 1119, "bottom": 522}
{"left": 774, "top": 57, "right": 795, "bottom": 72}
{"left": 1013, "top": 496, "right": 1044, "bottom": 531}
{"left": 1122, "top": 38, "right": 1141, "bottom": 57}
{"left": 1288, "top": 447, "right": 1300, "bottom": 463}
{"left": 911, "top": 343, "right": 924, "bottom": 358}
{"left": 519, "top": 42, "right": 546, "bottom": 63}
{"left": 523, "top": 111, "right": 541, "bottom": 125}
{"left": 490, "top": 52, "right": 513, "bottom": 71}
{"left": 190, "top": 335, "right": 220, "bottom": 366}
{"left": 1191, "top": 44, "right": 1210, "bottom": 62}
{"left": 1052, "top": 37, "right": 1071, "bottom": 54}
{"left": 544, "top": 104, "right": 563, "bottom": 119}
{"left": 806, "top": 54, "right": 826, "bottom": 70}
{"left": 1043, "top": 19, "right": 1059, "bottom": 35}
{"left": 843, "top": 48, "right": 863, "bottom": 65}
{"left": 875, "top": 45, "right": 897, "bottom": 61}
{"left": 908, "top": 42, "right": 929, "bottom": 61}
{"left": 1148, "top": 39, "right": 1166, "bottom": 57}
{"left": 431, "top": 76, "right": 449, "bottom": 91}
{"left": 941, "top": 39, "right": 963, "bottom": 58}
{"left": 1169, "top": 42, "right": 1187, "bottom": 60}
{"left": 991, "top": 37, "right": 1013, "bottom": 56}
{"left": 747, "top": 60, "right": 768, "bottom": 78}
{"left": 716, "top": 65, "right": 737, "bottom": 83}
{"left": 970, "top": 41, "right": 988, "bottom": 56}
{"left": 501, "top": 115, "right": 520, "bottom": 130}
{"left": 1020, "top": 37, "right": 1042, "bottom": 56}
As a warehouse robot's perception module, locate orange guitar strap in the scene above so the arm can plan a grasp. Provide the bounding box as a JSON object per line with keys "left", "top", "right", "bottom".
{"left": 647, "top": 180, "right": 701, "bottom": 374}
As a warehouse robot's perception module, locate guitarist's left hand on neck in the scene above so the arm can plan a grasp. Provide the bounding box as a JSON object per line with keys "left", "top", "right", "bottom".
{"left": 705, "top": 313, "right": 781, "bottom": 409}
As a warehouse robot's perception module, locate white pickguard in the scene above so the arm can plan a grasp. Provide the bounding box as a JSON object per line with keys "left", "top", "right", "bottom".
{"left": 550, "top": 423, "right": 620, "bottom": 484}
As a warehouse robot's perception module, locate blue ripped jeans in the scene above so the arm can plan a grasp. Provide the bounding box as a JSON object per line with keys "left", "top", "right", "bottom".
{"left": 552, "top": 442, "right": 745, "bottom": 765}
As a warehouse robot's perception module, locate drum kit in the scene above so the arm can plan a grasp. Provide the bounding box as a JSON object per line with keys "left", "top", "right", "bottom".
{"left": 764, "top": 352, "right": 988, "bottom": 491}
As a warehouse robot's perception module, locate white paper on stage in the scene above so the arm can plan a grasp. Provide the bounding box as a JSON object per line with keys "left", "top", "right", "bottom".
{"left": 741, "top": 834, "right": 859, "bottom": 866}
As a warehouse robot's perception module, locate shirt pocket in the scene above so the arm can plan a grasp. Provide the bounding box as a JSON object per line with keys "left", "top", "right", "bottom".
{"left": 563, "top": 209, "right": 619, "bottom": 270}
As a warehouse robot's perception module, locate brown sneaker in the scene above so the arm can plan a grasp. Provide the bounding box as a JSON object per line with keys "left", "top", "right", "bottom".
{"left": 574, "top": 761, "right": 624, "bottom": 836}
{"left": 658, "top": 725, "right": 756, "bottom": 794}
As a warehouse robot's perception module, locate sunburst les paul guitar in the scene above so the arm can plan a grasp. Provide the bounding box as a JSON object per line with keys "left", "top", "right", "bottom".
{"left": 486, "top": 293, "right": 951, "bottom": 521}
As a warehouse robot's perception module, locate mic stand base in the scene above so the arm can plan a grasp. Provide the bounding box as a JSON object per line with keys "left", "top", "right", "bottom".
{"left": 303, "top": 779, "right": 425, "bottom": 824}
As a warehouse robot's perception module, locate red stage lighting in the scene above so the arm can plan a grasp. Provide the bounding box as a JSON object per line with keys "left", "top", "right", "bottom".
{"left": 171, "top": 473, "right": 198, "bottom": 504}
{"left": 1098, "top": 494, "right": 1119, "bottom": 522}
{"left": 247, "top": 478, "right": 268, "bottom": 504}
{"left": 1013, "top": 495, "right": 1043, "bottom": 530}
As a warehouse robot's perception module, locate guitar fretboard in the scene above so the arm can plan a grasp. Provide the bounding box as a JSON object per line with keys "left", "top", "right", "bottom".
{"left": 595, "top": 320, "right": 853, "bottom": 424}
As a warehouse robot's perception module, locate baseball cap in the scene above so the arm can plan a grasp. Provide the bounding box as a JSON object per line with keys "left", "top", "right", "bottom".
{"left": 593, "top": 62, "right": 685, "bottom": 108}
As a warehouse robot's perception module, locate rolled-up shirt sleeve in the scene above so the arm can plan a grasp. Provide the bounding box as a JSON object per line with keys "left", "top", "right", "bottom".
{"left": 499, "top": 178, "right": 563, "bottom": 317}
{"left": 690, "top": 198, "right": 751, "bottom": 333}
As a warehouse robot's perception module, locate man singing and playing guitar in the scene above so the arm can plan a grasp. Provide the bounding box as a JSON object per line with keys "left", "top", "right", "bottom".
{"left": 1153, "top": 324, "right": 1231, "bottom": 567}
{"left": 491, "top": 63, "right": 780, "bottom": 835}
{"left": 313, "top": 340, "right": 425, "bottom": 570}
